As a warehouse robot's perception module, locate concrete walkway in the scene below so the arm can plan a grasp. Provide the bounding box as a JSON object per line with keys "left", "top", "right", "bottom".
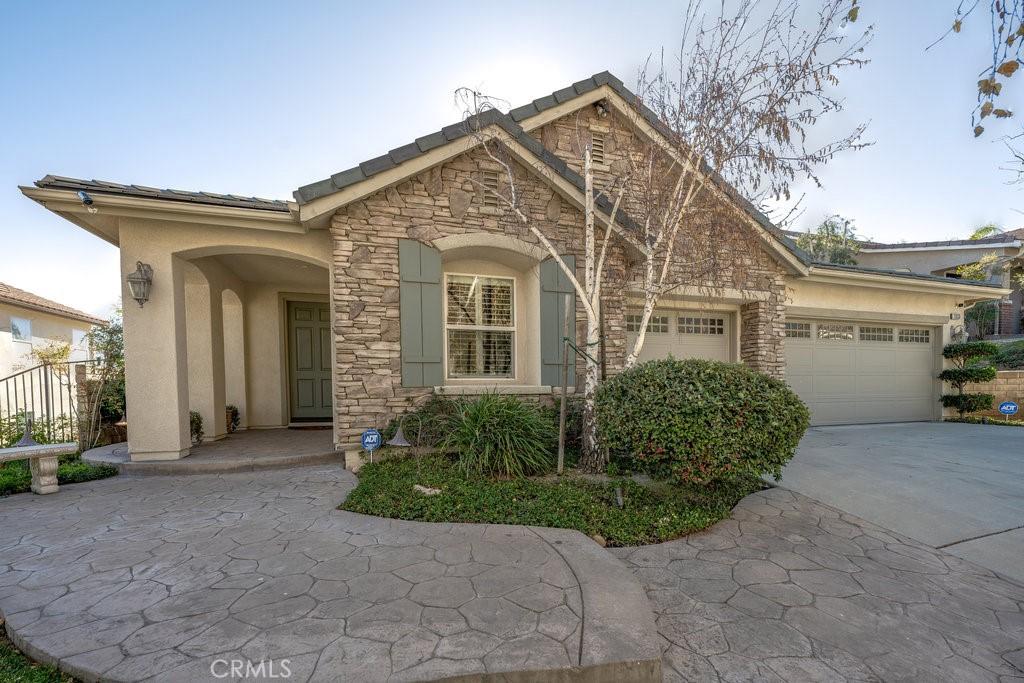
{"left": 83, "top": 429, "right": 342, "bottom": 475}
{"left": 0, "top": 466, "right": 658, "bottom": 682}
{"left": 781, "top": 422, "right": 1024, "bottom": 582}
{"left": 612, "top": 487, "right": 1024, "bottom": 682}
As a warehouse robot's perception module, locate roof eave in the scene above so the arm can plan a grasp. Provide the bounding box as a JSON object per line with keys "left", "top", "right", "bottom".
{"left": 806, "top": 263, "right": 1012, "bottom": 298}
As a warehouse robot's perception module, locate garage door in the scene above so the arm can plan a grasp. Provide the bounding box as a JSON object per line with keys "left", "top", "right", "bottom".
{"left": 784, "top": 320, "right": 937, "bottom": 425}
{"left": 625, "top": 310, "right": 733, "bottom": 363}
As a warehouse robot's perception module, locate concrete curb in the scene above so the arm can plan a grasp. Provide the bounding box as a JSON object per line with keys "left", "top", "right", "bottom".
{"left": 83, "top": 448, "right": 344, "bottom": 475}
{"left": 531, "top": 526, "right": 662, "bottom": 682}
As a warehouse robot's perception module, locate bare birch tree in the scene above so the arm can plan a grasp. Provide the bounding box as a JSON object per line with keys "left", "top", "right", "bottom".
{"left": 454, "top": 90, "right": 634, "bottom": 465}
{"left": 621, "top": 0, "right": 871, "bottom": 366}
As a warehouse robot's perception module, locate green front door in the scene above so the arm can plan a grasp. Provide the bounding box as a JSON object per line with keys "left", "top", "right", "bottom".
{"left": 288, "top": 301, "right": 332, "bottom": 421}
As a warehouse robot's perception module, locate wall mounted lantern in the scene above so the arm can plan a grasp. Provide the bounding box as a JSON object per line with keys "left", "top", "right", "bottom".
{"left": 126, "top": 261, "right": 153, "bottom": 307}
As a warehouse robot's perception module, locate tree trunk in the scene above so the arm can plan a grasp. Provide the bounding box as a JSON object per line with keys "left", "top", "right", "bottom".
{"left": 578, "top": 315, "right": 604, "bottom": 472}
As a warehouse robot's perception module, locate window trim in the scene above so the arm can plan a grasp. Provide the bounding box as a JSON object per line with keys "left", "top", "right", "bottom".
{"left": 859, "top": 326, "right": 895, "bottom": 343}
{"left": 10, "top": 317, "right": 31, "bottom": 343}
{"left": 897, "top": 328, "right": 931, "bottom": 344}
{"left": 443, "top": 272, "right": 516, "bottom": 380}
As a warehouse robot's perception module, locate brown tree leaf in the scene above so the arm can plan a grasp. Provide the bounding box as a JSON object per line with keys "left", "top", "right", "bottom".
{"left": 981, "top": 101, "right": 994, "bottom": 118}
{"left": 975, "top": 125, "right": 985, "bottom": 137}
{"left": 994, "top": 108, "right": 1014, "bottom": 117}
{"left": 996, "top": 60, "right": 1020, "bottom": 77}
{"left": 954, "top": 19, "right": 962, "bottom": 33}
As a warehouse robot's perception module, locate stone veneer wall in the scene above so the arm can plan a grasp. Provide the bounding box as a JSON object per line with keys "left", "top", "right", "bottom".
{"left": 330, "top": 147, "right": 605, "bottom": 446}
{"left": 330, "top": 114, "right": 792, "bottom": 446}
{"left": 969, "top": 370, "right": 1024, "bottom": 418}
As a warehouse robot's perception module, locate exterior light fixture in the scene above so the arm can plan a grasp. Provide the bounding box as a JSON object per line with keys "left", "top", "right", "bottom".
{"left": 126, "top": 261, "right": 153, "bottom": 307}
{"left": 386, "top": 419, "right": 412, "bottom": 448}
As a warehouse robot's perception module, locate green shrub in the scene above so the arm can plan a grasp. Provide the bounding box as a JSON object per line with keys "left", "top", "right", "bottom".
{"left": 0, "top": 455, "right": 118, "bottom": 497}
{"left": 940, "top": 341, "right": 1000, "bottom": 417}
{"left": 992, "top": 340, "right": 1024, "bottom": 369}
{"left": 596, "top": 358, "right": 809, "bottom": 484}
{"left": 941, "top": 393, "right": 996, "bottom": 414}
{"left": 383, "top": 395, "right": 462, "bottom": 448}
{"left": 189, "top": 411, "right": 204, "bottom": 444}
{"left": 441, "top": 394, "right": 555, "bottom": 478}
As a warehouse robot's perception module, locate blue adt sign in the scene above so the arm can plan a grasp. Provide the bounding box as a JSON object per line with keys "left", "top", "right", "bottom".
{"left": 999, "top": 401, "right": 1019, "bottom": 416}
{"left": 361, "top": 428, "right": 383, "bottom": 452}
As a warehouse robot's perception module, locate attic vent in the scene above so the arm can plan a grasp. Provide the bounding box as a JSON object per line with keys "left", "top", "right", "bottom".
{"left": 591, "top": 134, "right": 606, "bottom": 164}
{"left": 481, "top": 170, "right": 500, "bottom": 208}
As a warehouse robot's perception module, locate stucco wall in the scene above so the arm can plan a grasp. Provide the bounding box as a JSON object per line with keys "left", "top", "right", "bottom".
{"left": 0, "top": 302, "right": 93, "bottom": 379}
{"left": 118, "top": 216, "right": 332, "bottom": 459}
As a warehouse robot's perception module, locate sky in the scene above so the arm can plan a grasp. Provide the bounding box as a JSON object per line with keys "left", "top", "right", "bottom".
{"left": 1, "top": 1, "right": 1021, "bottom": 317}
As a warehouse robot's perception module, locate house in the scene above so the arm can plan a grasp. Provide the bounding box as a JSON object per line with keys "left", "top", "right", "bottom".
{"left": 855, "top": 230, "right": 1024, "bottom": 336}
{"left": 19, "top": 72, "right": 1008, "bottom": 461}
{"left": 0, "top": 282, "right": 103, "bottom": 376}
{"left": 0, "top": 282, "right": 104, "bottom": 436}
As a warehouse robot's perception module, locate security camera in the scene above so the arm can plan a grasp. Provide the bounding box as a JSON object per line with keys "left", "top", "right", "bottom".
{"left": 77, "top": 190, "right": 93, "bottom": 206}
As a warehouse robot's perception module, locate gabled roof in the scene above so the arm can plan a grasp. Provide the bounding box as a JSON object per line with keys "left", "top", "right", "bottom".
{"left": 294, "top": 71, "right": 812, "bottom": 269}
{"left": 0, "top": 282, "right": 106, "bottom": 326}
{"left": 34, "top": 175, "right": 291, "bottom": 213}
{"left": 296, "top": 107, "right": 643, "bottom": 238}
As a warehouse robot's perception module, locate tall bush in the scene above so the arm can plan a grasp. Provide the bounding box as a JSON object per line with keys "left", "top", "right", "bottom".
{"left": 596, "top": 359, "right": 809, "bottom": 485}
{"left": 939, "top": 341, "right": 999, "bottom": 416}
{"left": 441, "top": 394, "right": 555, "bottom": 478}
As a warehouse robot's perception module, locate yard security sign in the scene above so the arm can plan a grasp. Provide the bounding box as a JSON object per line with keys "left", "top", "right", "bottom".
{"left": 998, "top": 401, "right": 1019, "bottom": 416}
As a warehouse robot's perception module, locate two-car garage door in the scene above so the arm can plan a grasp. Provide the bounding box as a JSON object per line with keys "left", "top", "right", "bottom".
{"left": 625, "top": 310, "right": 938, "bottom": 426}
{"left": 784, "top": 320, "right": 938, "bottom": 425}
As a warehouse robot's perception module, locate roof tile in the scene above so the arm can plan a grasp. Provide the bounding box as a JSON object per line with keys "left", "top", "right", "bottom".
{"left": 0, "top": 282, "right": 106, "bottom": 326}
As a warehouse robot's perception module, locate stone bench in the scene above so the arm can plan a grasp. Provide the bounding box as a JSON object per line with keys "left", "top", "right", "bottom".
{"left": 0, "top": 424, "right": 77, "bottom": 494}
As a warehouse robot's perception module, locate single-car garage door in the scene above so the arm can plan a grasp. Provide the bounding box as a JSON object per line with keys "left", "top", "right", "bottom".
{"left": 784, "top": 319, "right": 938, "bottom": 425}
{"left": 625, "top": 309, "right": 733, "bottom": 363}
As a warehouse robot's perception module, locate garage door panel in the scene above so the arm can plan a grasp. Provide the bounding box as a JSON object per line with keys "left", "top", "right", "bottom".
{"left": 627, "top": 309, "right": 733, "bottom": 364}
{"left": 785, "top": 319, "right": 937, "bottom": 426}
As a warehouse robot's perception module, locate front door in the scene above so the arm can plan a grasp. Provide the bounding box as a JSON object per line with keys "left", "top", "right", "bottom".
{"left": 288, "top": 301, "right": 332, "bottom": 421}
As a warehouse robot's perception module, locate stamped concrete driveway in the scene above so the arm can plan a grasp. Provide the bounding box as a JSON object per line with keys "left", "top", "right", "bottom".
{"left": 781, "top": 422, "right": 1024, "bottom": 583}
{"left": 0, "top": 466, "right": 657, "bottom": 682}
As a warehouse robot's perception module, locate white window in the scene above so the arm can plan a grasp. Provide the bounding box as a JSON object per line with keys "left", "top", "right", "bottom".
{"left": 784, "top": 321, "right": 811, "bottom": 339}
{"left": 626, "top": 314, "right": 668, "bottom": 333}
{"left": 591, "top": 134, "right": 606, "bottom": 164}
{"left": 678, "top": 316, "right": 725, "bottom": 335}
{"left": 859, "top": 326, "right": 894, "bottom": 342}
{"left": 445, "top": 274, "right": 514, "bottom": 378}
{"left": 898, "top": 328, "right": 930, "bottom": 344}
{"left": 481, "top": 170, "right": 500, "bottom": 208}
{"left": 10, "top": 317, "right": 31, "bottom": 343}
{"left": 817, "top": 323, "right": 854, "bottom": 341}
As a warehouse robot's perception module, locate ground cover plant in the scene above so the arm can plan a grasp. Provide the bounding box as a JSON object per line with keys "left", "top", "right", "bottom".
{"left": 341, "top": 453, "right": 763, "bottom": 547}
{"left": 0, "top": 629, "right": 73, "bottom": 682}
{"left": 0, "top": 455, "right": 117, "bottom": 497}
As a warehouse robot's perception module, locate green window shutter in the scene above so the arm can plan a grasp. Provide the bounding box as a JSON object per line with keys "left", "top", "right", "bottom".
{"left": 540, "top": 255, "right": 576, "bottom": 387}
{"left": 399, "top": 239, "right": 443, "bottom": 387}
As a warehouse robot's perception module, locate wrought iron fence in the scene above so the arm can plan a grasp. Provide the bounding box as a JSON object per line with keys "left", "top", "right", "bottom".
{"left": 0, "top": 361, "right": 95, "bottom": 445}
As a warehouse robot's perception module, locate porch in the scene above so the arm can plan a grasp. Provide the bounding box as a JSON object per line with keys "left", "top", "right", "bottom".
{"left": 83, "top": 427, "right": 338, "bottom": 474}
{"left": 114, "top": 215, "right": 336, "bottom": 462}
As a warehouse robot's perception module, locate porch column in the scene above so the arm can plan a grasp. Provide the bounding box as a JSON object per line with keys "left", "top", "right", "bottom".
{"left": 740, "top": 299, "right": 785, "bottom": 379}
{"left": 120, "top": 232, "right": 190, "bottom": 460}
{"left": 185, "top": 268, "right": 227, "bottom": 441}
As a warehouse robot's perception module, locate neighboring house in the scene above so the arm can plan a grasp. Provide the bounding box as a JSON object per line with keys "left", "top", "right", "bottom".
{"left": 856, "top": 229, "right": 1024, "bottom": 336}
{"left": 0, "top": 282, "right": 104, "bottom": 431}
{"left": 19, "top": 71, "right": 1007, "bottom": 461}
{"left": 0, "top": 282, "right": 103, "bottom": 376}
